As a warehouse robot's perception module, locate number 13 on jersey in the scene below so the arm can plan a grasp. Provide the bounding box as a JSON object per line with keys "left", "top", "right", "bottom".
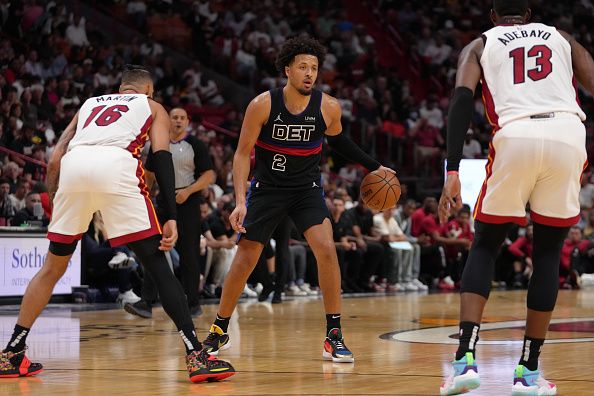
{"left": 509, "top": 45, "right": 553, "bottom": 84}
{"left": 272, "top": 154, "right": 286, "bottom": 171}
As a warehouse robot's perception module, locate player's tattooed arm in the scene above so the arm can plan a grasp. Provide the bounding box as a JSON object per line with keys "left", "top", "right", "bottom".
{"left": 47, "top": 112, "right": 79, "bottom": 202}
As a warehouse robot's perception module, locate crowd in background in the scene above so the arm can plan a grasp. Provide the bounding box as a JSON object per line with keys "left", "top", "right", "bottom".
{"left": 2, "top": 0, "right": 594, "bottom": 305}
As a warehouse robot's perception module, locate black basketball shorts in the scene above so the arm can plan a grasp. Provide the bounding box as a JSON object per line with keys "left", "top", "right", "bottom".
{"left": 241, "top": 180, "right": 330, "bottom": 244}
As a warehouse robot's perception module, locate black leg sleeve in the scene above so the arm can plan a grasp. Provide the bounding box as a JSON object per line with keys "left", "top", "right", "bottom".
{"left": 129, "top": 235, "right": 193, "bottom": 330}
{"left": 460, "top": 221, "right": 512, "bottom": 298}
{"left": 527, "top": 224, "right": 569, "bottom": 312}
{"left": 177, "top": 194, "right": 202, "bottom": 306}
{"left": 140, "top": 267, "right": 159, "bottom": 303}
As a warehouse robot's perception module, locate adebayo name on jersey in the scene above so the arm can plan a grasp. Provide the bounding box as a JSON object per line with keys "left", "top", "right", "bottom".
{"left": 498, "top": 29, "right": 551, "bottom": 46}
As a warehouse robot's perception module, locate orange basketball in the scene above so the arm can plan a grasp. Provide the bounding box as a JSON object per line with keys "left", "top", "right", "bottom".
{"left": 359, "top": 169, "right": 400, "bottom": 211}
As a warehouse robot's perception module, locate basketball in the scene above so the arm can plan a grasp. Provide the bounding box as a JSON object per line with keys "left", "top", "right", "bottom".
{"left": 359, "top": 169, "right": 400, "bottom": 211}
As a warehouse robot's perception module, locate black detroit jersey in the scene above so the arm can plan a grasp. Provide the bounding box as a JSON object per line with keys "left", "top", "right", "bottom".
{"left": 253, "top": 88, "right": 327, "bottom": 187}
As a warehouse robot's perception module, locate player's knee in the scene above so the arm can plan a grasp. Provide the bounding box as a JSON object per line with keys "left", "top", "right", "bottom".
{"left": 314, "top": 240, "right": 337, "bottom": 263}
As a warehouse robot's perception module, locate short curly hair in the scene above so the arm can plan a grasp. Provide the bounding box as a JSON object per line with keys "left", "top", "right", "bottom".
{"left": 275, "top": 37, "right": 326, "bottom": 76}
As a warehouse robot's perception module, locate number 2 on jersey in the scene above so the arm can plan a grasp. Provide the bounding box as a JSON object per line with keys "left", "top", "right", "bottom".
{"left": 509, "top": 45, "right": 553, "bottom": 84}
{"left": 83, "top": 105, "right": 130, "bottom": 128}
{"left": 272, "top": 154, "right": 286, "bottom": 171}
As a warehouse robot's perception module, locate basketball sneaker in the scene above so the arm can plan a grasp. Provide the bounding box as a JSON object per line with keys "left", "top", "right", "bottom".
{"left": 323, "top": 328, "right": 354, "bottom": 363}
{"left": 440, "top": 352, "right": 480, "bottom": 395}
{"left": 0, "top": 348, "right": 43, "bottom": 378}
{"left": 511, "top": 365, "right": 557, "bottom": 395}
{"left": 186, "top": 348, "right": 235, "bottom": 383}
{"left": 202, "top": 324, "right": 230, "bottom": 356}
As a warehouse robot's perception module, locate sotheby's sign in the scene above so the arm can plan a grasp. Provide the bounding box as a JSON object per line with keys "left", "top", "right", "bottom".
{"left": 0, "top": 235, "right": 81, "bottom": 296}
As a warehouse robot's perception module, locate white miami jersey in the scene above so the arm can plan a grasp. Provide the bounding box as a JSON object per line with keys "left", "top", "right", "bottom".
{"left": 481, "top": 23, "right": 585, "bottom": 128}
{"left": 69, "top": 94, "right": 153, "bottom": 157}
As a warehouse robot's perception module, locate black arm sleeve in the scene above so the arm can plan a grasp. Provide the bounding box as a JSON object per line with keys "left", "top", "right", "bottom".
{"left": 326, "top": 133, "right": 381, "bottom": 171}
{"left": 446, "top": 87, "right": 475, "bottom": 172}
{"left": 151, "top": 150, "right": 177, "bottom": 221}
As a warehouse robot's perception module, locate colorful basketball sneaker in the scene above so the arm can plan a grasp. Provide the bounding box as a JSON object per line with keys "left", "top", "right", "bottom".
{"left": 511, "top": 365, "right": 557, "bottom": 395}
{"left": 202, "top": 324, "right": 230, "bottom": 356}
{"left": 0, "top": 348, "right": 43, "bottom": 378}
{"left": 186, "top": 349, "right": 235, "bottom": 383}
{"left": 440, "top": 352, "right": 480, "bottom": 395}
{"left": 322, "top": 328, "right": 354, "bottom": 363}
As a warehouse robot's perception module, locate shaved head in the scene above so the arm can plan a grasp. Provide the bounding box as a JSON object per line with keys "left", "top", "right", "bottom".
{"left": 119, "top": 64, "right": 154, "bottom": 96}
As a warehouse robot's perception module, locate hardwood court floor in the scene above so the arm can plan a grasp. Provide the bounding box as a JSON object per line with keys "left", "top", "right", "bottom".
{"left": 1, "top": 289, "right": 594, "bottom": 395}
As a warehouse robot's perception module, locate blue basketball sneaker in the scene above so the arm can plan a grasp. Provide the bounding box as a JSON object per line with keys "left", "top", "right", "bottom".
{"left": 511, "top": 365, "right": 557, "bottom": 395}
{"left": 322, "top": 328, "right": 354, "bottom": 363}
{"left": 440, "top": 352, "right": 480, "bottom": 395}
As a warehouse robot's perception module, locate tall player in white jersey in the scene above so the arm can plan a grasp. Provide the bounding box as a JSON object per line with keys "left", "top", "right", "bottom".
{"left": 0, "top": 65, "right": 235, "bottom": 383}
{"left": 438, "top": 1, "right": 594, "bottom": 395}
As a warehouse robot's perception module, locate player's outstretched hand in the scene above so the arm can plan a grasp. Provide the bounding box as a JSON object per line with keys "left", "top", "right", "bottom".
{"left": 438, "top": 173, "right": 463, "bottom": 224}
{"left": 378, "top": 165, "right": 396, "bottom": 175}
{"left": 160, "top": 220, "right": 178, "bottom": 251}
{"left": 230, "top": 204, "right": 247, "bottom": 233}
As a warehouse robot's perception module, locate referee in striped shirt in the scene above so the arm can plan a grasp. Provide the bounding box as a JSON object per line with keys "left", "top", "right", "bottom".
{"left": 126, "top": 108, "right": 216, "bottom": 318}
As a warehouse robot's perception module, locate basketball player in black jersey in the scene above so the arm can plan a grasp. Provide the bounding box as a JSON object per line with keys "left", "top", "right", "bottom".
{"left": 202, "top": 37, "right": 394, "bottom": 363}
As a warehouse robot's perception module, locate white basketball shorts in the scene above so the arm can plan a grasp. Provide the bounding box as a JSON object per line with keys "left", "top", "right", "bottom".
{"left": 474, "top": 112, "right": 587, "bottom": 227}
{"left": 48, "top": 145, "right": 161, "bottom": 246}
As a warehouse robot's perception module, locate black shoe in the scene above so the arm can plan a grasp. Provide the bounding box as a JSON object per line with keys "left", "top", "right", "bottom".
{"left": 271, "top": 291, "right": 282, "bottom": 304}
{"left": 202, "top": 324, "right": 231, "bottom": 356}
{"left": 258, "top": 284, "right": 274, "bottom": 302}
{"left": 124, "top": 299, "right": 152, "bottom": 318}
{"left": 189, "top": 304, "right": 203, "bottom": 317}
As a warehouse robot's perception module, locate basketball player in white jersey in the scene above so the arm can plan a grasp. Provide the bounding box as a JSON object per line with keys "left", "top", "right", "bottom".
{"left": 438, "top": 1, "right": 594, "bottom": 395}
{"left": 0, "top": 65, "right": 235, "bottom": 383}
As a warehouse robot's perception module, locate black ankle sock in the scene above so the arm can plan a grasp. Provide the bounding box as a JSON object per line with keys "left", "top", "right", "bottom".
{"left": 456, "top": 321, "right": 480, "bottom": 360}
{"left": 214, "top": 314, "right": 230, "bottom": 333}
{"left": 5, "top": 324, "right": 30, "bottom": 354}
{"left": 326, "top": 314, "right": 341, "bottom": 334}
{"left": 519, "top": 336, "right": 544, "bottom": 371}
{"left": 178, "top": 326, "right": 202, "bottom": 354}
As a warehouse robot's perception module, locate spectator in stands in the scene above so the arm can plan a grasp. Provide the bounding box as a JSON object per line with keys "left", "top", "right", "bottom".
{"left": 3, "top": 162, "right": 20, "bottom": 193}
{"left": 331, "top": 197, "right": 364, "bottom": 293}
{"left": 11, "top": 191, "right": 48, "bottom": 227}
{"left": 412, "top": 197, "right": 468, "bottom": 289}
{"left": 373, "top": 206, "right": 418, "bottom": 291}
{"left": 561, "top": 227, "right": 590, "bottom": 289}
{"left": 203, "top": 202, "right": 240, "bottom": 295}
{"left": 0, "top": 177, "right": 15, "bottom": 226}
{"left": 65, "top": 14, "right": 89, "bottom": 47}
{"left": 9, "top": 180, "right": 28, "bottom": 211}
{"left": 286, "top": 220, "right": 316, "bottom": 296}
{"left": 347, "top": 200, "right": 386, "bottom": 292}
{"left": 419, "top": 97, "right": 444, "bottom": 130}
{"left": 395, "top": 199, "right": 428, "bottom": 291}
{"left": 424, "top": 34, "right": 452, "bottom": 67}
{"left": 83, "top": 212, "right": 141, "bottom": 306}
{"left": 579, "top": 171, "right": 594, "bottom": 210}
{"left": 410, "top": 117, "right": 444, "bottom": 173}
{"left": 127, "top": 0, "right": 147, "bottom": 30}
{"left": 583, "top": 210, "right": 594, "bottom": 238}
{"left": 462, "top": 129, "right": 482, "bottom": 159}
{"left": 441, "top": 205, "right": 474, "bottom": 284}
{"left": 508, "top": 224, "right": 534, "bottom": 288}
{"left": 23, "top": 145, "right": 46, "bottom": 181}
